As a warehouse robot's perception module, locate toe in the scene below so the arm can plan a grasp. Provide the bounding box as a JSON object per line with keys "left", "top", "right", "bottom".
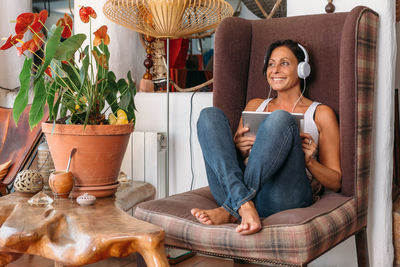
{"left": 191, "top": 208, "right": 199, "bottom": 216}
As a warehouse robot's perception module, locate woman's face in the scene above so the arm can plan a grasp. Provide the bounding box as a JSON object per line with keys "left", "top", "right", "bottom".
{"left": 266, "top": 46, "right": 300, "bottom": 92}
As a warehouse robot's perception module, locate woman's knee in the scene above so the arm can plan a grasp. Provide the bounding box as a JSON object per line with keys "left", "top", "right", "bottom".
{"left": 197, "top": 107, "right": 227, "bottom": 130}
{"left": 269, "top": 110, "right": 294, "bottom": 124}
{"left": 259, "top": 110, "right": 297, "bottom": 133}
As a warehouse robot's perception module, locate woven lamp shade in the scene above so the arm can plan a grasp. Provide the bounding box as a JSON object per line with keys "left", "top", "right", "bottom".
{"left": 103, "top": 0, "right": 234, "bottom": 39}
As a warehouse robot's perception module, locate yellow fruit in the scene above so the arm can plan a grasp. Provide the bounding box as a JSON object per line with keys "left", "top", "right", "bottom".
{"left": 116, "top": 117, "right": 129, "bottom": 125}
{"left": 117, "top": 109, "right": 128, "bottom": 120}
{"left": 108, "top": 113, "right": 117, "bottom": 125}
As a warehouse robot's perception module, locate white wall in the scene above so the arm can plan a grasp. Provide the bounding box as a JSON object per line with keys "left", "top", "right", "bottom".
{"left": 133, "top": 92, "right": 213, "bottom": 193}
{"left": 74, "top": 0, "right": 145, "bottom": 83}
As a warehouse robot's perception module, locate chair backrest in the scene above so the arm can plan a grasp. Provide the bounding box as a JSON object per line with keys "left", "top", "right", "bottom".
{"left": 212, "top": 6, "right": 378, "bottom": 205}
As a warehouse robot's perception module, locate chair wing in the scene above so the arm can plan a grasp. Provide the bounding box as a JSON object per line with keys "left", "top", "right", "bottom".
{"left": 0, "top": 106, "right": 47, "bottom": 190}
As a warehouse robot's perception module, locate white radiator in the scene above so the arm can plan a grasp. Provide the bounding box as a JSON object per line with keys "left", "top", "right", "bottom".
{"left": 120, "top": 131, "right": 167, "bottom": 199}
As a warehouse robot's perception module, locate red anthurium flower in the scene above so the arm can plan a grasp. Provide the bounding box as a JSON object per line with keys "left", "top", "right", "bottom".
{"left": 79, "top": 6, "right": 97, "bottom": 23}
{"left": 31, "top": 10, "right": 48, "bottom": 33}
{"left": 0, "top": 34, "right": 23, "bottom": 50}
{"left": 44, "top": 66, "right": 52, "bottom": 77}
{"left": 15, "top": 12, "right": 35, "bottom": 35}
{"left": 93, "top": 26, "right": 110, "bottom": 46}
{"left": 16, "top": 32, "right": 45, "bottom": 56}
{"left": 17, "top": 40, "right": 31, "bottom": 56}
{"left": 56, "top": 13, "right": 73, "bottom": 39}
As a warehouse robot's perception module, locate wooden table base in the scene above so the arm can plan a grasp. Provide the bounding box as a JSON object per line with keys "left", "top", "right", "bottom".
{"left": 0, "top": 193, "right": 169, "bottom": 267}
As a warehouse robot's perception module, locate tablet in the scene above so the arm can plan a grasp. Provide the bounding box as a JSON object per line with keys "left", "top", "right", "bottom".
{"left": 242, "top": 111, "right": 304, "bottom": 136}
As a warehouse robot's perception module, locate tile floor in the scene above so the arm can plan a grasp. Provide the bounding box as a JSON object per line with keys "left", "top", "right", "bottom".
{"left": 6, "top": 251, "right": 267, "bottom": 267}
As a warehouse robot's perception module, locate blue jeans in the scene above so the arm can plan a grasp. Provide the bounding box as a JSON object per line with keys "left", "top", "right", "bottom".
{"left": 197, "top": 107, "right": 313, "bottom": 219}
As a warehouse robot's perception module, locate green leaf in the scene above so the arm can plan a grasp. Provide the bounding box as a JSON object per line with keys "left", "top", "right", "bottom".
{"left": 29, "top": 76, "right": 47, "bottom": 129}
{"left": 117, "top": 78, "right": 128, "bottom": 94}
{"left": 34, "top": 26, "right": 62, "bottom": 83}
{"left": 13, "top": 58, "right": 32, "bottom": 126}
{"left": 126, "top": 104, "right": 135, "bottom": 123}
{"left": 50, "top": 59, "right": 64, "bottom": 79}
{"left": 46, "top": 82, "right": 56, "bottom": 121}
{"left": 79, "top": 52, "right": 90, "bottom": 89}
{"left": 127, "top": 71, "right": 136, "bottom": 103}
{"left": 104, "top": 72, "right": 118, "bottom": 113}
{"left": 53, "top": 94, "right": 62, "bottom": 121}
{"left": 117, "top": 78, "right": 130, "bottom": 111}
{"left": 62, "top": 61, "right": 80, "bottom": 92}
{"left": 54, "top": 33, "right": 87, "bottom": 61}
{"left": 108, "top": 71, "right": 116, "bottom": 83}
{"left": 98, "top": 41, "right": 110, "bottom": 63}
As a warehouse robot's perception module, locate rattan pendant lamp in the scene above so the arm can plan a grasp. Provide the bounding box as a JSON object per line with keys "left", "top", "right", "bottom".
{"left": 104, "top": 0, "right": 233, "bottom": 197}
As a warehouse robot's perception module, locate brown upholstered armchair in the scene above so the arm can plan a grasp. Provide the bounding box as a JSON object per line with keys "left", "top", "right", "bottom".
{"left": 0, "top": 106, "right": 46, "bottom": 195}
{"left": 135, "top": 6, "right": 378, "bottom": 266}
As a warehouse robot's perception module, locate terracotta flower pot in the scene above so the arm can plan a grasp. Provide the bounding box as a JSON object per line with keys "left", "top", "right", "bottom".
{"left": 42, "top": 123, "right": 134, "bottom": 196}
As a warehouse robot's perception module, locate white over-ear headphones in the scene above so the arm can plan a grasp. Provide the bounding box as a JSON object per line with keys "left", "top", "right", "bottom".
{"left": 297, "top": 43, "right": 311, "bottom": 79}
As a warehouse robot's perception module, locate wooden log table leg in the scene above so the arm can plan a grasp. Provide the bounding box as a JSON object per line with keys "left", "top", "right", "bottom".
{"left": 137, "top": 239, "right": 169, "bottom": 267}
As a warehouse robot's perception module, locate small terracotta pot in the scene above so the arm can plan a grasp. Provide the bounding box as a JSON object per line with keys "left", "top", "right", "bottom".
{"left": 49, "top": 171, "right": 74, "bottom": 198}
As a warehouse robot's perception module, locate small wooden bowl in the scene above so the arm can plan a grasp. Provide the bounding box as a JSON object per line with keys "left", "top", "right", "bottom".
{"left": 49, "top": 171, "right": 74, "bottom": 198}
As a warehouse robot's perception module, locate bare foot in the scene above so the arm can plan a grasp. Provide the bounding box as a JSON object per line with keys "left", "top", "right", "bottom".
{"left": 236, "top": 201, "right": 262, "bottom": 235}
{"left": 191, "top": 207, "right": 237, "bottom": 225}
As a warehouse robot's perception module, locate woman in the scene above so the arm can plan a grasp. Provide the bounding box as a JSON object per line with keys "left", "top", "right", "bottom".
{"left": 191, "top": 40, "right": 341, "bottom": 235}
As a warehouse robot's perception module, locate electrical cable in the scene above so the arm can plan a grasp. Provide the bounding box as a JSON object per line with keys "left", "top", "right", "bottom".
{"left": 291, "top": 78, "right": 307, "bottom": 113}
{"left": 189, "top": 90, "right": 198, "bottom": 191}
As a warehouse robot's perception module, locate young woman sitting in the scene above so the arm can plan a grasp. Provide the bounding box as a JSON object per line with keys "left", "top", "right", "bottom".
{"left": 191, "top": 39, "right": 342, "bottom": 235}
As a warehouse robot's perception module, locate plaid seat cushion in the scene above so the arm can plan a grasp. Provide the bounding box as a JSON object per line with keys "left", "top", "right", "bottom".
{"left": 135, "top": 187, "right": 355, "bottom": 265}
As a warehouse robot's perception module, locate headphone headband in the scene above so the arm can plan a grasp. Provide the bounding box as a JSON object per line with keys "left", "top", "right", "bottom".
{"left": 297, "top": 43, "right": 309, "bottom": 63}
{"left": 297, "top": 43, "right": 311, "bottom": 79}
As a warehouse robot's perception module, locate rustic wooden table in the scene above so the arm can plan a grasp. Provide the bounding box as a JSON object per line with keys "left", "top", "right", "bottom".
{"left": 0, "top": 192, "right": 169, "bottom": 267}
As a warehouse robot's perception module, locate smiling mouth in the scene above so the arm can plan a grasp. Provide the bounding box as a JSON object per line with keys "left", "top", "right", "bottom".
{"left": 271, "top": 78, "right": 285, "bottom": 81}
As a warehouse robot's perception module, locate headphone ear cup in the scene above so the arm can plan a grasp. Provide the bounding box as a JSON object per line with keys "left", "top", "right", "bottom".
{"left": 297, "top": 62, "right": 311, "bottom": 79}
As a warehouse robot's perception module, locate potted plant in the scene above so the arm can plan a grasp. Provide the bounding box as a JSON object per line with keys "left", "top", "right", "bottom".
{"left": 1, "top": 6, "right": 136, "bottom": 197}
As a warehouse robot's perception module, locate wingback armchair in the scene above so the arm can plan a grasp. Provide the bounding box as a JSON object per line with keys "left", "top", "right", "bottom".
{"left": 135, "top": 6, "right": 378, "bottom": 266}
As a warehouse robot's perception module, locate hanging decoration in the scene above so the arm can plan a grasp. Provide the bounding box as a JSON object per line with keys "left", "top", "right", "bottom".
{"left": 143, "top": 35, "right": 155, "bottom": 80}
{"left": 139, "top": 35, "right": 156, "bottom": 92}
{"left": 325, "top": 0, "right": 335, "bottom": 14}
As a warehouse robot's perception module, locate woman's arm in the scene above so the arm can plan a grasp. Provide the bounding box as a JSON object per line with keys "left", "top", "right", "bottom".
{"left": 233, "top": 98, "right": 264, "bottom": 158}
{"left": 302, "top": 105, "right": 342, "bottom": 191}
